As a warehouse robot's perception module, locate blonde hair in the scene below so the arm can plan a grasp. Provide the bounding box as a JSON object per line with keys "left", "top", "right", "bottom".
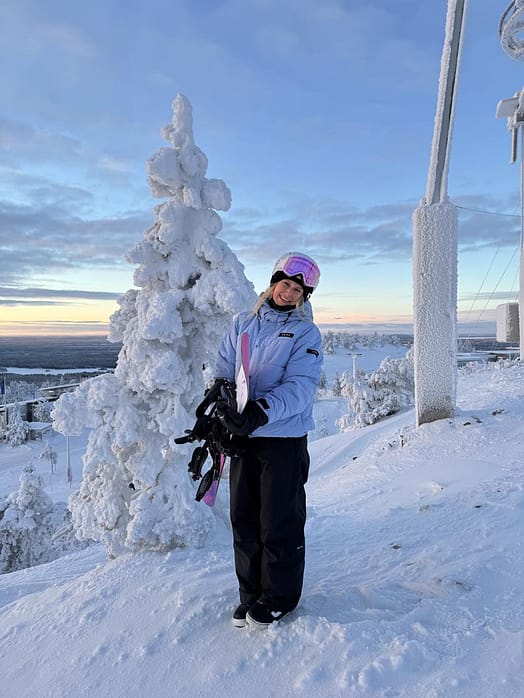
{"left": 253, "top": 283, "right": 306, "bottom": 315}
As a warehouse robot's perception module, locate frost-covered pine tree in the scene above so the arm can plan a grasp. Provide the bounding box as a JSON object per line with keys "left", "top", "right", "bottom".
{"left": 332, "top": 372, "right": 342, "bottom": 397}
{"left": 340, "top": 370, "right": 354, "bottom": 398}
{"left": 39, "top": 441, "right": 58, "bottom": 474}
{"left": 52, "top": 95, "right": 256, "bottom": 557}
{"left": 338, "top": 350, "right": 414, "bottom": 430}
{"left": 322, "top": 331, "right": 336, "bottom": 355}
{"left": 316, "top": 412, "right": 329, "bottom": 438}
{"left": 0, "top": 464, "right": 56, "bottom": 573}
{"left": 33, "top": 399, "right": 54, "bottom": 423}
{"left": 6, "top": 403, "right": 29, "bottom": 447}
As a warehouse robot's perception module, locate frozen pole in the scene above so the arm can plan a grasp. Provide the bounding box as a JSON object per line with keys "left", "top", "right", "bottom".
{"left": 351, "top": 353, "right": 362, "bottom": 381}
{"left": 66, "top": 435, "right": 72, "bottom": 487}
{"left": 412, "top": 0, "right": 467, "bottom": 426}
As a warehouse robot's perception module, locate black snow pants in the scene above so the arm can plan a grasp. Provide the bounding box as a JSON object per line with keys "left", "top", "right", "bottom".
{"left": 229, "top": 435, "right": 310, "bottom": 612}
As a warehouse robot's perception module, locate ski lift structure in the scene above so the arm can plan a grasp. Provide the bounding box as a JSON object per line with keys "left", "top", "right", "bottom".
{"left": 412, "top": 0, "right": 467, "bottom": 426}
{"left": 496, "top": 0, "right": 524, "bottom": 358}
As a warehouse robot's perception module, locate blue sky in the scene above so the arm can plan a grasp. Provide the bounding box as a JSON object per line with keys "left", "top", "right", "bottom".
{"left": 1, "top": 0, "right": 523, "bottom": 335}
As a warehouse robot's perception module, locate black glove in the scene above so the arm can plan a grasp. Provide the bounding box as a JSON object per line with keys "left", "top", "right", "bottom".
{"left": 216, "top": 400, "right": 268, "bottom": 436}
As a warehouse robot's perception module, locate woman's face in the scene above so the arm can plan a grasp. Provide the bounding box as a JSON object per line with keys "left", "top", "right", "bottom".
{"left": 272, "top": 278, "right": 304, "bottom": 307}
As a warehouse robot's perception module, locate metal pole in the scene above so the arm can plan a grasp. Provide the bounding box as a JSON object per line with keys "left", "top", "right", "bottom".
{"left": 351, "top": 353, "right": 362, "bottom": 381}
{"left": 66, "top": 435, "right": 72, "bottom": 487}
{"left": 425, "top": 0, "right": 468, "bottom": 205}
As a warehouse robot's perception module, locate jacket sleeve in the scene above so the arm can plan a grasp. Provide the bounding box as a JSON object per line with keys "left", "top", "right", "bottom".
{"left": 257, "top": 324, "right": 323, "bottom": 423}
{"left": 215, "top": 314, "right": 240, "bottom": 383}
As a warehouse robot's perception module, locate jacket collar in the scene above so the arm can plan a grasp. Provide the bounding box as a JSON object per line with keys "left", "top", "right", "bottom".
{"left": 259, "top": 299, "right": 314, "bottom": 323}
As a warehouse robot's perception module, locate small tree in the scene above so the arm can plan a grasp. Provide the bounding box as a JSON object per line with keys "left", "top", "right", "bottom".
{"left": 316, "top": 413, "right": 329, "bottom": 438}
{"left": 6, "top": 403, "right": 29, "bottom": 447}
{"left": 332, "top": 372, "right": 342, "bottom": 397}
{"left": 340, "top": 370, "right": 354, "bottom": 398}
{"left": 39, "top": 441, "right": 58, "bottom": 474}
{"left": 0, "top": 465, "right": 55, "bottom": 573}
{"left": 322, "top": 331, "right": 336, "bottom": 355}
{"left": 34, "top": 400, "right": 54, "bottom": 423}
{"left": 338, "top": 350, "right": 414, "bottom": 430}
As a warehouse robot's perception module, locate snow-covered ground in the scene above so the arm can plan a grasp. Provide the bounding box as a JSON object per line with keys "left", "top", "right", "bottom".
{"left": 0, "top": 350, "right": 523, "bottom": 697}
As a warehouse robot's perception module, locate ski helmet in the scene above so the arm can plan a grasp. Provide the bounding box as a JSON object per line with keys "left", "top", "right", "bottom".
{"left": 270, "top": 252, "right": 321, "bottom": 296}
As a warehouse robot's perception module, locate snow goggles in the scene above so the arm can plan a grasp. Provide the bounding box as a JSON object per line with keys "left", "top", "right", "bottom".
{"left": 273, "top": 253, "right": 321, "bottom": 290}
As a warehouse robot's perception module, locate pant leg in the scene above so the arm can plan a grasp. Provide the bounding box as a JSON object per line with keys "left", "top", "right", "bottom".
{"left": 229, "top": 443, "right": 263, "bottom": 605}
{"left": 257, "top": 436, "right": 310, "bottom": 612}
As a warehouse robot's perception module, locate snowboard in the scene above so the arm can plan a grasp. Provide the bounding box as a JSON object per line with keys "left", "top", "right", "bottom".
{"left": 202, "top": 332, "right": 250, "bottom": 507}
{"left": 236, "top": 331, "right": 250, "bottom": 414}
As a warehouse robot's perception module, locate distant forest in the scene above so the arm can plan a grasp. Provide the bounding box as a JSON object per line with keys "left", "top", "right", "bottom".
{"left": 0, "top": 336, "right": 121, "bottom": 370}
{"left": 0, "top": 332, "right": 507, "bottom": 373}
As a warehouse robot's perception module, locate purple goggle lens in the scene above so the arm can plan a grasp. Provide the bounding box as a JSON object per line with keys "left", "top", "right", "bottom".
{"left": 280, "top": 255, "right": 320, "bottom": 288}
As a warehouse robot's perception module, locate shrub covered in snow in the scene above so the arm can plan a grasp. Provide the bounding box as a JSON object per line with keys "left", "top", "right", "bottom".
{"left": 4, "top": 380, "right": 45, "bottom": 403}
{"left": 0, "top": 465, "right": 55, "bottom": 573}
{"left": 6, "top": 403, "right": 29, "bottom": 447}
{"left": 33, "top": 400, "right": 54, "bottom": 423}
{"left": 338, "top": 350, "right": 415, "bottom": 430}
{"left": 52, "top": 95, "right": 256, "bottom": 557}
{"left": 39, "top": 441, "right": 58, "bottom": 474}
{"left": 0, "top": 464, "right": 83, "bottom": 574}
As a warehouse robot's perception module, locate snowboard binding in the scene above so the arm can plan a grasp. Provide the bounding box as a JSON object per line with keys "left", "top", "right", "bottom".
{"left": 175, "top": 378, "right": 243, "bottom": 501}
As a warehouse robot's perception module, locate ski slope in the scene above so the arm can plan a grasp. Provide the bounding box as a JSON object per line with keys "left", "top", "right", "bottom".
{"left": 0, "top": 360, "right": 523, "bottom": 696}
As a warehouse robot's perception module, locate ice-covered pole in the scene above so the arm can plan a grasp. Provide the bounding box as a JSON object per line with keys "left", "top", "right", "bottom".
{"left": 412, "top": 0, "right": 467, "bottom": 426}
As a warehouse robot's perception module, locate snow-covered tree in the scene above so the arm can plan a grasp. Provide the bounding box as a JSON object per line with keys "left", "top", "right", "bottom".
{"left": 33, "top": 399, "right": 54, "bottom": 423}
{"left": 338, "top": 350, "right": 414, "bottom": 430}
{"left": 316, "top": 412, "right": 329, "bottom": 439}
{"left": 332, "top": 373, "right": 342, "bottom": 397}
{"left": 5, "top": 380, "right": 42, "bottom": 403}
{"left": 39, "top": 441, "right": 58, "bottom": 474}
{"left": 52, "top": 95, "right": 256, "bottom": 557}
{"left": 322, "top": 331, "right": 336, "bottom": 355}
{"left": 6, "top": 403, "right": 29, "bottom": 447}
{"left": 0, "top": 465, "right": 55, "bottom": 573}
{"left": 367, "top": 350, "right": 415, "bottom": 402}
{"left": 340, "top": 370, "right": 354, "bottom": 398}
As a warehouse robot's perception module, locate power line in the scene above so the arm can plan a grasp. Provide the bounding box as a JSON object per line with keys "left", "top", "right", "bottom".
{"left": 455, "top": 204, "right": 520, "bottom": 219}
{"left": 477, "top": 245, "right": 519, "bottom": 321}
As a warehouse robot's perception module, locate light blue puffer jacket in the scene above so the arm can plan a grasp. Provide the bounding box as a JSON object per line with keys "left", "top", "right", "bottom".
{"left": 216, "top": 300, "right": 323, "bottom": 438}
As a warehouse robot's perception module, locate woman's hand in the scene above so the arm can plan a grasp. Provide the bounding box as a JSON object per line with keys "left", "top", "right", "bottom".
{"left": 216, "top": 400, "right": 268, "bottom": 436}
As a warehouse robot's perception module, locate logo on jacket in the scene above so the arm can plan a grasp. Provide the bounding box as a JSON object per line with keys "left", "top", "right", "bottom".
{"left": 278, "top": 332, "right": 294, "bottom": 338}
{"left": 307, "top": 348, "right": 319, "bottom": 357}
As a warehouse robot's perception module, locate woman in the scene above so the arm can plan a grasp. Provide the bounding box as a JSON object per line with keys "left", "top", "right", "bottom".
{"left": 215, "top": 252, "right": 323, "bottom": 629}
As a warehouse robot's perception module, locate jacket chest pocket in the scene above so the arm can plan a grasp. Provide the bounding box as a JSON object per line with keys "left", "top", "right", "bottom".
{"left": 253, "top": 334, "right": 296, "bottom": 383}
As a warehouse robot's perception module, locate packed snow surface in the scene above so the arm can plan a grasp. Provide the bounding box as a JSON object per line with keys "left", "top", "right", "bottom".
{"left": 0, "top": 359, "right": 523, "bottom": 697}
